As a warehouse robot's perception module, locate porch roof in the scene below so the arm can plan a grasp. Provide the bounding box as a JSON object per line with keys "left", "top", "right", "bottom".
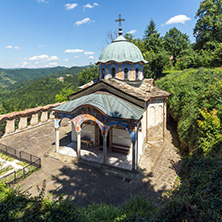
{"left": 52, "top": 93, "right": 144, "bottom": 120}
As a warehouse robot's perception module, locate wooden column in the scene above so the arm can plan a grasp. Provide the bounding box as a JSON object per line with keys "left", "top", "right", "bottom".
{"left": 77, "top": 131, "right": 81, "bottom": 158}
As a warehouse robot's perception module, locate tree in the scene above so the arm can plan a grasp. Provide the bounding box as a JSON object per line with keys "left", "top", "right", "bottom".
{"left": 144, "top": 33, "right": 165, "bottom": 53}
{"left": 194, "top": 0, "right": 222, "bottom": 50}
{"left": 164, "top": 28, "right": 190, "bottom": 65}
{"left": 143, "top": 19, "right": 157, "bottom": 40}
{"left": 78, "top": 64, "right": 99, "bottom": 86}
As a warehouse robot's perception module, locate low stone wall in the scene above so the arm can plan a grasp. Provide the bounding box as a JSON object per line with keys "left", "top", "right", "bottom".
{"left": 0, "top": 103, "right": 64, "bottom": 138}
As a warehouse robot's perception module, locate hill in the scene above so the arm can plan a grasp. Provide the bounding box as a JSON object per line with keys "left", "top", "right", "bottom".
{"left": 0, "top": 66, "right": 67, "bottom": 89}
{"left": 0, "top": 66, "right": 86, "bottom": 113}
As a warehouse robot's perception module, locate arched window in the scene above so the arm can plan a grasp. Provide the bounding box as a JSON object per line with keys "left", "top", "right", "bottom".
{"left": 135, "top": 68, "right": 139, "bottom": 80}
{"left": 102, "top": 68, "right": 105, "bottom": 79}
{"left": 111, "top": 67, "right": 116, "bottom": 78}
{"left": 124, "top": 68, "right": 128, "bottom": 80}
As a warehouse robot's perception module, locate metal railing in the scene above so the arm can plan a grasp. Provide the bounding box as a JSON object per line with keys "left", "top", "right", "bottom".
{"left": 0, "top": 143, "right": 41, "bottom": 186}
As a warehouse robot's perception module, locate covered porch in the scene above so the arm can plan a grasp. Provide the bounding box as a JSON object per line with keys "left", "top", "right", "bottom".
{"left": 51, "top": 93, "right": 144, "bottom": 171}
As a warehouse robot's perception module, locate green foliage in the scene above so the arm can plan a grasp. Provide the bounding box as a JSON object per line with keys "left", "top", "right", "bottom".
{"left": 78, "top": 64, "right": 99, "bottom": 86}
{"left": 1, "top": 77, "right": 63, "bottom": 113}
{"left": 157, "top": 68, "right": 222, "bottom": 153}
{"left": 157, "top": 157, "right": 222, "bottom": 221}
{"left": 0, "top": 66, "right": 67, "bottom": 89}
{"left": 164, "top": 28, "right": 190, "bottom": 65}
{"left": 194, "top": 0, "right": 222, "bottom": 50}
{"left": 143, "top": 19, "right": 157, "bottom": 41}
{"left": 197, "top": 108, "right": 222, "bottom": 155}
{"left": 143, "top": 49, "right": 171, "bottom": 79}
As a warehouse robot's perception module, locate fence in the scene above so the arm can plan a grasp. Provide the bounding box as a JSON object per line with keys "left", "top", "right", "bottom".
{"left": 0, "top": 143, "right": 41, "bottom": 186}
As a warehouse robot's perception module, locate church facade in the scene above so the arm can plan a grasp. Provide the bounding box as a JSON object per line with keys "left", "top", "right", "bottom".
{"left": 52, "top": 17, "right": 170, "bottom": 171}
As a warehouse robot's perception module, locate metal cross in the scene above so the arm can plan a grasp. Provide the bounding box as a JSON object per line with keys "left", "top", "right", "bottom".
{"left": 115, "top": 14, "right": 125, "bottom": 28}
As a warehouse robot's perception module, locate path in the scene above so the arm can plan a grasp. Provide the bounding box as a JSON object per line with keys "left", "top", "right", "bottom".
{"left": 0, "top": 121, "right": 182, "bottom": 206}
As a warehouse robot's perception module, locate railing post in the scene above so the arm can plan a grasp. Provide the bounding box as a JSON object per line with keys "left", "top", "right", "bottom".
{"left": 30, "top": 154, "right": 32, "bottom": 164}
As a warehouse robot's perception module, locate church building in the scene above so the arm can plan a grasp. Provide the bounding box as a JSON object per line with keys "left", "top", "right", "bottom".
{"left": 52, "top": 15, "right": 170, "bottom": 171}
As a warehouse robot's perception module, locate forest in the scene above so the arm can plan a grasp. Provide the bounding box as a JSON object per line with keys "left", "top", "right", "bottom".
{"left": 0, "top": 0, "right": 221, "bottom": 221}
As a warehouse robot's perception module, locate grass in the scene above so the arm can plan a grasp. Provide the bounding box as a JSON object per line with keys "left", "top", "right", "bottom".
{"left": 2, "top": 164, "right": 38, "bottom": 184}
{"left": 0, "top": 152, "right": 15, "bottom": 162}
{"left": 0, "top": 166, "right": 13, "bottom": 176}
{"left": 16, "top": 161, "right": 28, "bottom": 167}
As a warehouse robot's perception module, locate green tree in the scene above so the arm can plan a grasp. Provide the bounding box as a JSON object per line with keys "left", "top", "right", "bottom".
{"left": 78, "top": 64, "right": 99, "bottom": 86}
{"left": 143, "top": 50, "right": 171, "bottom": 79}
{"left": 194, "top": 0, "right": 222, "bottom": 50}
{"left": 144, "top": 33, "right": 165, "bottom": 53}
{"left": 164, "top": 28, "right": 190, "bottom": 65}
{"left": 143, "top": 19, "right": 157, "bottom": 40}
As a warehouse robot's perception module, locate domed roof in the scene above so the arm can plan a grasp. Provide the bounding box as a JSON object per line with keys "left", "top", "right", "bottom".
{"left": 96, "top": 35, "right": 147, "bottom": 64}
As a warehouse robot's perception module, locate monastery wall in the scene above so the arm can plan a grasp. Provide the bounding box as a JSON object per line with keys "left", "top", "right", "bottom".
{"left": 0, "top": 103, "right": 64, "bottom": 138}
{"left": 81, "top": 123, "right": 95, "bottom": 145}
{"left": 112, "top": 128, "right": 131, "bottom": 147}
{"left": 147, "top": 99, "right": 165, "bottom": 141}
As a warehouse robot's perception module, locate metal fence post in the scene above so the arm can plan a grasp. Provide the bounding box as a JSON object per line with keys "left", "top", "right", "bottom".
{"left": 14, "top": 171, "right": 16, "bottom": 183}
{"left": 30, "top": 154, "right": 32, "bottom": 164}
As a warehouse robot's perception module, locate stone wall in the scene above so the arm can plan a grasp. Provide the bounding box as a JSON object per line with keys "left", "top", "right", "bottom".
{"left": 0, "top": 103, "right": 64, "bottom": 138}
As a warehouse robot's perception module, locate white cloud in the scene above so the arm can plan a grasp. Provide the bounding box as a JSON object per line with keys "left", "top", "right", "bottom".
{"left": 64, "top": 49, "right": 84, "bottom": 53}
{"left": 84, "top": 51, "right": 94, "bottom": 55}
{"left": 165, "top": 14, "right": 191, "bottom": 25}
{"left": 48, "top": 56, "right": 58, "bottom": 61}
{"left": 37, "top": 0, "right": 48, "bottom": 3}
{"left": 75, "top": 17, "right": 91, "bottom": 26}
{"left": 83, "top": 3, "right": 99, "bottom": 9}
{"left": 45, "top": 62, "right": 58, "bottom": 67}
{"left": 65, "top": 3, "right": 78, "bottom": 10}
{"left": 5, "top": 45, "right": 20, "bottom": 50}
{"left": 38, "top": 45, "right": 44, "bottom": 48}
{"left": 83, "top": 3, "right": 93, "bottom": 9}
{"left": 74, "top": 55, "right": 80, "bottom": 58}
{"left": 64, "top": 58, "right": 69, "bottom": 62}
{"left": 28, "top": 54, "right": 58, "bottom": 62}
{"left": 127, "top": 30, "right": 137, "bottom": 34}
{"left": 21, "top": 61, "right": 28, "bottom": 68}
{"left": 29, "top": 54, "right": 49, "bottom": 61}
{"left": 88, "top": 56, "right": 95, "bottom": 59}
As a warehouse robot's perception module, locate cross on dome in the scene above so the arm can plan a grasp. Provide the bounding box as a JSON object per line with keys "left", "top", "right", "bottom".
{"left": 115, "top": 14, "right": 125, "bottom": 36}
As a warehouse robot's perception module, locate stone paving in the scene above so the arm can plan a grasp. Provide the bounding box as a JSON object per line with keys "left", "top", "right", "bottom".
{"left": 0, "top": 121, "right": 182, "bottom": 206}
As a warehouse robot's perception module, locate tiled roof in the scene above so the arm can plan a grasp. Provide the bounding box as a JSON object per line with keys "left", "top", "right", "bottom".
{"left": 52, "top": 93, "right": 144, "bottom": 120}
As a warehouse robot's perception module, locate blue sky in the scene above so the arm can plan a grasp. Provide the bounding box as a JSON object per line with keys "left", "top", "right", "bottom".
{"left": 0, "top": 0, "right": 202, "bottom": 68}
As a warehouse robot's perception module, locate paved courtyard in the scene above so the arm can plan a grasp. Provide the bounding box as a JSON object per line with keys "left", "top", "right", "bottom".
{"left": 0, "top": 121, "right": 182, "bottom": 206}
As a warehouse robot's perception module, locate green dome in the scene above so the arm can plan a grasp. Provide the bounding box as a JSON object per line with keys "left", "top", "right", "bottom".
{"left": 96, "top": 35, "right": 147, "bottom": 64}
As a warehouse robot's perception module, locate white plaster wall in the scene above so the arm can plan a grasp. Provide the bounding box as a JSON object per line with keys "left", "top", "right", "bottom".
{"left": 138, "top": 132, "right": 143, "bottom": 157}
{"left": 148, "top": 100, "right": 164, "bottom": 128}
{"left": 81, "top": 123, "right": 95, "bottom": 144}
{"left": 141, "top": 111, "right": 147, "bottom": 145}
{"left": 112, "top": 128, "right": 131, "bottom": 147}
